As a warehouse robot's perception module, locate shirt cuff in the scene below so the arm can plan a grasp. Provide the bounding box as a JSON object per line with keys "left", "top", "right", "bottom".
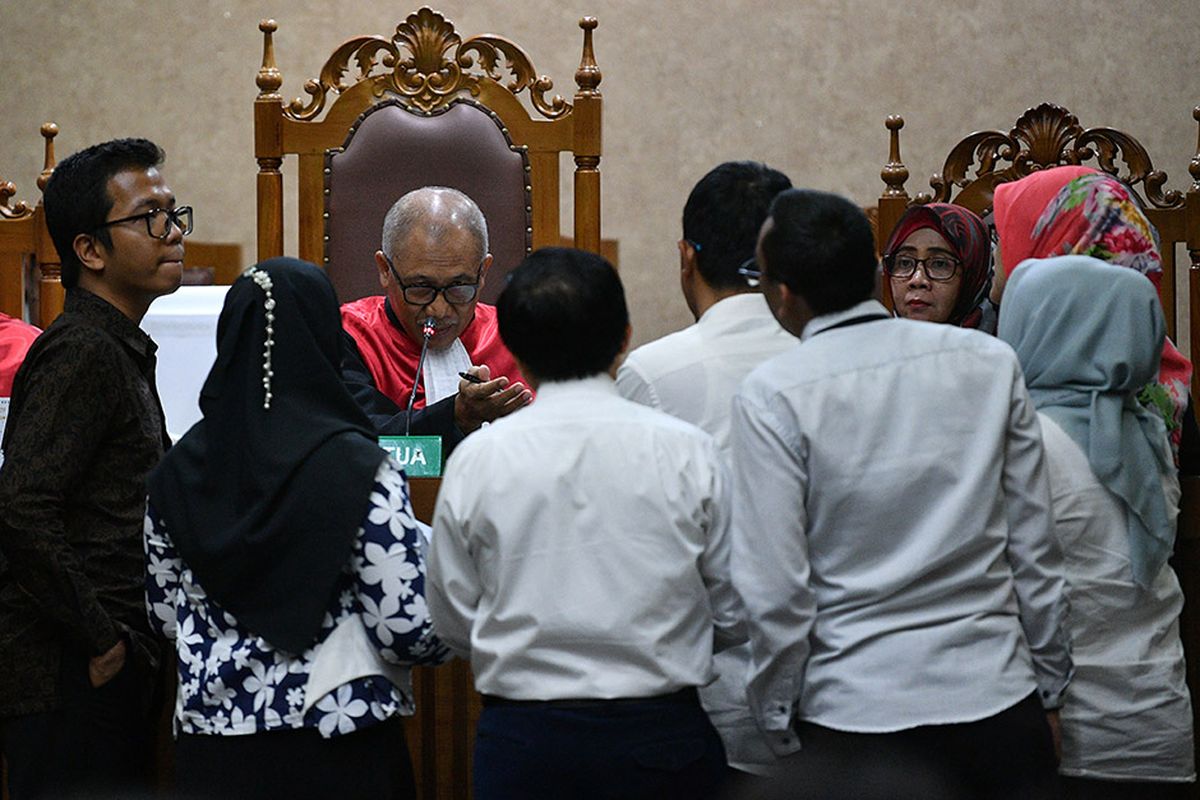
{"left": 1036, "top": 680, "right": 1069, "bottom": 710}
{"left": 762, "top": 700, "right": 803, "bottom": 757}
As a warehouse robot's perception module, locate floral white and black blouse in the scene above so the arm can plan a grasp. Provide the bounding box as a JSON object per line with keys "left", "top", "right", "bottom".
{"left": 145, "top": 459, "right": 448, "bottom": 738}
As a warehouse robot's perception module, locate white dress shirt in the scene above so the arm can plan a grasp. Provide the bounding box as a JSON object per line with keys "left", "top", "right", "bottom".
{"left": 427, "top": 374, "right": 743, "bottom": 700}
{"left": 617, "top": 293, "right": 794, "bottom": 453}
{"left": 617, "top": 292, "right": 793, "bottom": 772}
{"left": 1039, "top": 415, "right": 1195, "bottom": 782}
{"left": 732, "top": 299, "right": 1072, "bottom": 756}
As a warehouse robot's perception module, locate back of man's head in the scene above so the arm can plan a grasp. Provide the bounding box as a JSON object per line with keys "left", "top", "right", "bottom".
{"left": 761, "top": 189, "right": 876, "bottom": 316}
{"left": 682, "top": 161, "right": 792, "bottom": 290}
{"left": 43, "top": 138, "right": 164, "bottom": 290}
{"left": 498, "top": 247, "right": 628, "bottom": 382}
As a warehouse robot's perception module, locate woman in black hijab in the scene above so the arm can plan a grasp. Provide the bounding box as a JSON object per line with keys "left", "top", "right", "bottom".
{"left": 146, "top": 258, "right": 446, "bottom": 799}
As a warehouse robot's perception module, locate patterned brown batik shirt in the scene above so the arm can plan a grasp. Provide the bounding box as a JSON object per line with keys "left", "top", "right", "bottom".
{"left": 0, "top": 289, "right": 170, "bottom": 716}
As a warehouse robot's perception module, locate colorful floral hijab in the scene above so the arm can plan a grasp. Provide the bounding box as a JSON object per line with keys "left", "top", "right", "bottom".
{"left": 993, "top": 166, "right": 1192, "bottom": 459}
{"left": 999, "top": 256, "right": 1174, "bottom": 587}
{"left": 883, "top": 203, "right": 993, "bottom": 328}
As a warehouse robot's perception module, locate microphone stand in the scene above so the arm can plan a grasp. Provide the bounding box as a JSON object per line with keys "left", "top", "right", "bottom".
{"left": 404, "top": 316, "right": 436, "bottom": 436}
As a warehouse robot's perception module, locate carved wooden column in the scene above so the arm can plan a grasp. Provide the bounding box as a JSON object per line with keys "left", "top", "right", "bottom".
{"left": 572, "top": 17, "right": 602, "bottom": 257}
{"left": 256, "top": 19, "right": 285, "bottom": 262}
{"left": 876, "top": 115, "right": 913, "bottom": 311}
{"left": 35, "top": 123, "right": 63, "bottom": 327}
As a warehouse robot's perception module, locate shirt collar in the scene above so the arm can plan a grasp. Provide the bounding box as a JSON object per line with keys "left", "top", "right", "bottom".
{"left": 801, "top": 299, "right": 890, "bottom": 341}
{"left": 697, "top": 292, "right": 771, "bottom": 327}
{"left": 529, "top": 373, "right": 617, "bottom": 402}
{"left": 65, "top": 288, "right": 158, "bottom": 364}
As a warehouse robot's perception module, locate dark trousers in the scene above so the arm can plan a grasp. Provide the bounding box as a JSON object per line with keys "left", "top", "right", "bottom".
{"left": 473, "top": 689, "right": 728, "bottom": 800}
{"left": 761, "top": 692, "right": 1060, "bottom": 800}
{"left": 1061, "top": 775, "right": 1193, "bottom": 800}
{"left": 174, "top": 715, "right": 415, "bottom": 800}
{"left": 2, "top": 657, "right": 152, "bottom": 800}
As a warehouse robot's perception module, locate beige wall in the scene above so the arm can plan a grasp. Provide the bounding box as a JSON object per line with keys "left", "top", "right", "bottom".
{"left": 2, "top": 0, "right": 1198, "bottom": 347}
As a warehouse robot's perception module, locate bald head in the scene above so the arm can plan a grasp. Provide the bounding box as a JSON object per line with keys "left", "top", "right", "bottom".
{"left": 381, "top": 186, "right": 489, "bottom": 263}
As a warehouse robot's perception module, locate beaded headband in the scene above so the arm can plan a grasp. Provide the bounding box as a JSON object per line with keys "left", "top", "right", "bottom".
{"left": 242, "top": 265, "right": 276, "bottom": 410}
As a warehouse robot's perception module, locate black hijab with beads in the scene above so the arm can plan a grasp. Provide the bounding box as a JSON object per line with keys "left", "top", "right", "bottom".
{"left": 148, "top": 258, "right": 386, "bottom": 654}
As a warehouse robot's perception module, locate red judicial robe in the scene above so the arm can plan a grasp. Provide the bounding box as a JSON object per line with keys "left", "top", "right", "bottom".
{"left": 340, "top": 296, "right": 526, "bottom": 410}
{"left": 0, "top": 313, "right": 41, "bottom": 396}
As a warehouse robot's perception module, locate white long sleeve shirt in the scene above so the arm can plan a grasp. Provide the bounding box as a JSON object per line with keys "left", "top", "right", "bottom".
{"left": 617, "top": 292, "right": 794, "bottom": 772}
{"left": 1039, "top": 414, "right": 1194, "bottom": 782}
{"left": 731, "top": 300, "right": 1072, "bottom": 756}
{"left": 617, "top": 293, "right": 795, "bottom": 453}
{"left": 427, "top": 374, "right": 743, "bottom": 700}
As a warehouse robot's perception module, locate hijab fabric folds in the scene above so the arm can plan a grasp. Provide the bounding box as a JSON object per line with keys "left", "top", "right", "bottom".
{"left": 999, "top": 256, "right": 1173, "bottom": 587}
{"left": 148, "top": 258, "right": 386, "bottom": 654}
{"left": 883, "top": 203, "right": 993, "bottom": 328}
{"left": 993, "top": 166, "right": 1192, "bottom": 456}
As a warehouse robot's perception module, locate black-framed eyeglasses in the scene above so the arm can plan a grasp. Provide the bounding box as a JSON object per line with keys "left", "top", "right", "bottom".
{"left": 736, "top": 256, "right": 762, "bottom": 288}
{"left": 384, "top": 254, "right": 483, "bottom": 306}
{"left": 883, "top": 253, "right": 960, "bottom": 282}
{"left": 95, "top": 206, "right": 193, "bottom": 240}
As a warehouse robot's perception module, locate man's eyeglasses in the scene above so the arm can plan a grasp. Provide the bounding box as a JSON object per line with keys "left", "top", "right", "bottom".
{"left": 737, "top": 256, "right": 761, "bottom": 288}
{"left": 883, "top": 253, "right": 960, "bottom": 282}
{"left": 95, "top": 206, "right": 193, "bottom": 240}
{"left": 384, "top": 254, "right": 483, "bottom": 306}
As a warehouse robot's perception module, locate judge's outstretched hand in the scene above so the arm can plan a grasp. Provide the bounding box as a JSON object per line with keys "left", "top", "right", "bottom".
{"left": 454, "top": 365, "right": 532, "bottom": 433}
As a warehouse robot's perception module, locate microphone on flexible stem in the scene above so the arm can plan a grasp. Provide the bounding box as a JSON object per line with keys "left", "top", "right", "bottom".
{"left": 404, "top": 316, "right": 437, "bottom": 436}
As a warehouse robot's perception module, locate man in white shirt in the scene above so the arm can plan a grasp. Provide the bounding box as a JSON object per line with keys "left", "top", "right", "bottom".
{"left": 428, "top": 247, "right": 742, "bottom": 799}
{"left": 617, "top": 160, "right": 793, "bottom": 451}
{"left": 616, "top": 161, "right": 792, "bottom": 775}
{"left": 732, "top": 189, "right": 1072, "bottom": 798}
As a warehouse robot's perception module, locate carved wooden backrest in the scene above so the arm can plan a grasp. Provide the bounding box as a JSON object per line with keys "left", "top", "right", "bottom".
{"left": 0, "top": 123, "right": 63, "bottom": 326}
{"left": 877, "top": 103, "right": 1200, "bottom": 360}
{"left": 325, "top": 99, "right": 529, "bottom": 304}
{"left": 253, "top": 7, "right": 603, "bottom": 305}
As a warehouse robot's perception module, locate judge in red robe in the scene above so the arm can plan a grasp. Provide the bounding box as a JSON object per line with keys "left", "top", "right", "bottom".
{"left": 340, "top": 187, "right": 531, "bottom": 456}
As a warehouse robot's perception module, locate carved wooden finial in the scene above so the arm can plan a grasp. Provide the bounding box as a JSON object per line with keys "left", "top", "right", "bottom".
{"left": 257, "top": 19, "right": 283, "bottom": 98}
{"left": 574, "top": 17, "right": 601, "bottom": 94}
{"left": 1191, "top": 106, "right": 1200, "bottom": 190}
{"left": 882, "top": 115, "right": 909, "bottom": 197}
{"left": 36, "top": 122, "right": 58, "bottom": 192}
{"left": 0, "top": 181, "right": 15, "bottom": 208}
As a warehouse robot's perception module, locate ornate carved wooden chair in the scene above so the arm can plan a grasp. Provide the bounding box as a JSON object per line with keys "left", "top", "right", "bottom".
{"left": 0, "top": 123, "right": 63, "bottom": 327}
{"left": 877, "top": 101, "right": 1200, "bottom": 777}
{"left": 252, "top": 9, "right": 603, "bottom": 797}
{"left": 253, "top": 6, "right": 603, "bottom": 306}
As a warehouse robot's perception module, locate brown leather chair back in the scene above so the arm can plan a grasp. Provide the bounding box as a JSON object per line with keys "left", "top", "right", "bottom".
{"left": 326, "top": 100, "right": 529, "bottom": 304}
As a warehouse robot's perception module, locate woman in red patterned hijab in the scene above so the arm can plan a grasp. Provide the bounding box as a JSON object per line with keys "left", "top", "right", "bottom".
{"left": 882, "top": 203, "right": 993, "bottom": 329}
{"left": 993, "top": 165, "right": 1193, "bottom": 461}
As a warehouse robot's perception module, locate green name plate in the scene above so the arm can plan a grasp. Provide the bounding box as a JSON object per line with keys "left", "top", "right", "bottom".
{"left": 378, "top": 435, "right": 443, "bottom": 477}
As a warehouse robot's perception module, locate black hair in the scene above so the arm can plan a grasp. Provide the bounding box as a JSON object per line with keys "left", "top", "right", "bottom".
{"left": 43, "top": 138, "right": 165, "bottom": 289}
{"left": 497, "top": 247, "right": 628, "bottom": 381}
{"left": 761, "top": 189, "right": 876, "bottom": 315}
{"left": 682, "top": 161, "right": 792, "bottom": 290}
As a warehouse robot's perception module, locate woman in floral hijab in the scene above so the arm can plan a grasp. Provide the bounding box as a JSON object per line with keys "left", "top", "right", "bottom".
{"left": 992, "top": 165, "right": 1194, "bottom": 463}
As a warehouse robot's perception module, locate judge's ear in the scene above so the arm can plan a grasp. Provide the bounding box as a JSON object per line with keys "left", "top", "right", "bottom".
{"left": 74, "top": 233, "right": 108, "bottom": 278}
{"left": 477, "top": 253, "right": 494, "bottom": 291}
{"left": 375, "top": 251, "right": 391, "bottom": 290}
